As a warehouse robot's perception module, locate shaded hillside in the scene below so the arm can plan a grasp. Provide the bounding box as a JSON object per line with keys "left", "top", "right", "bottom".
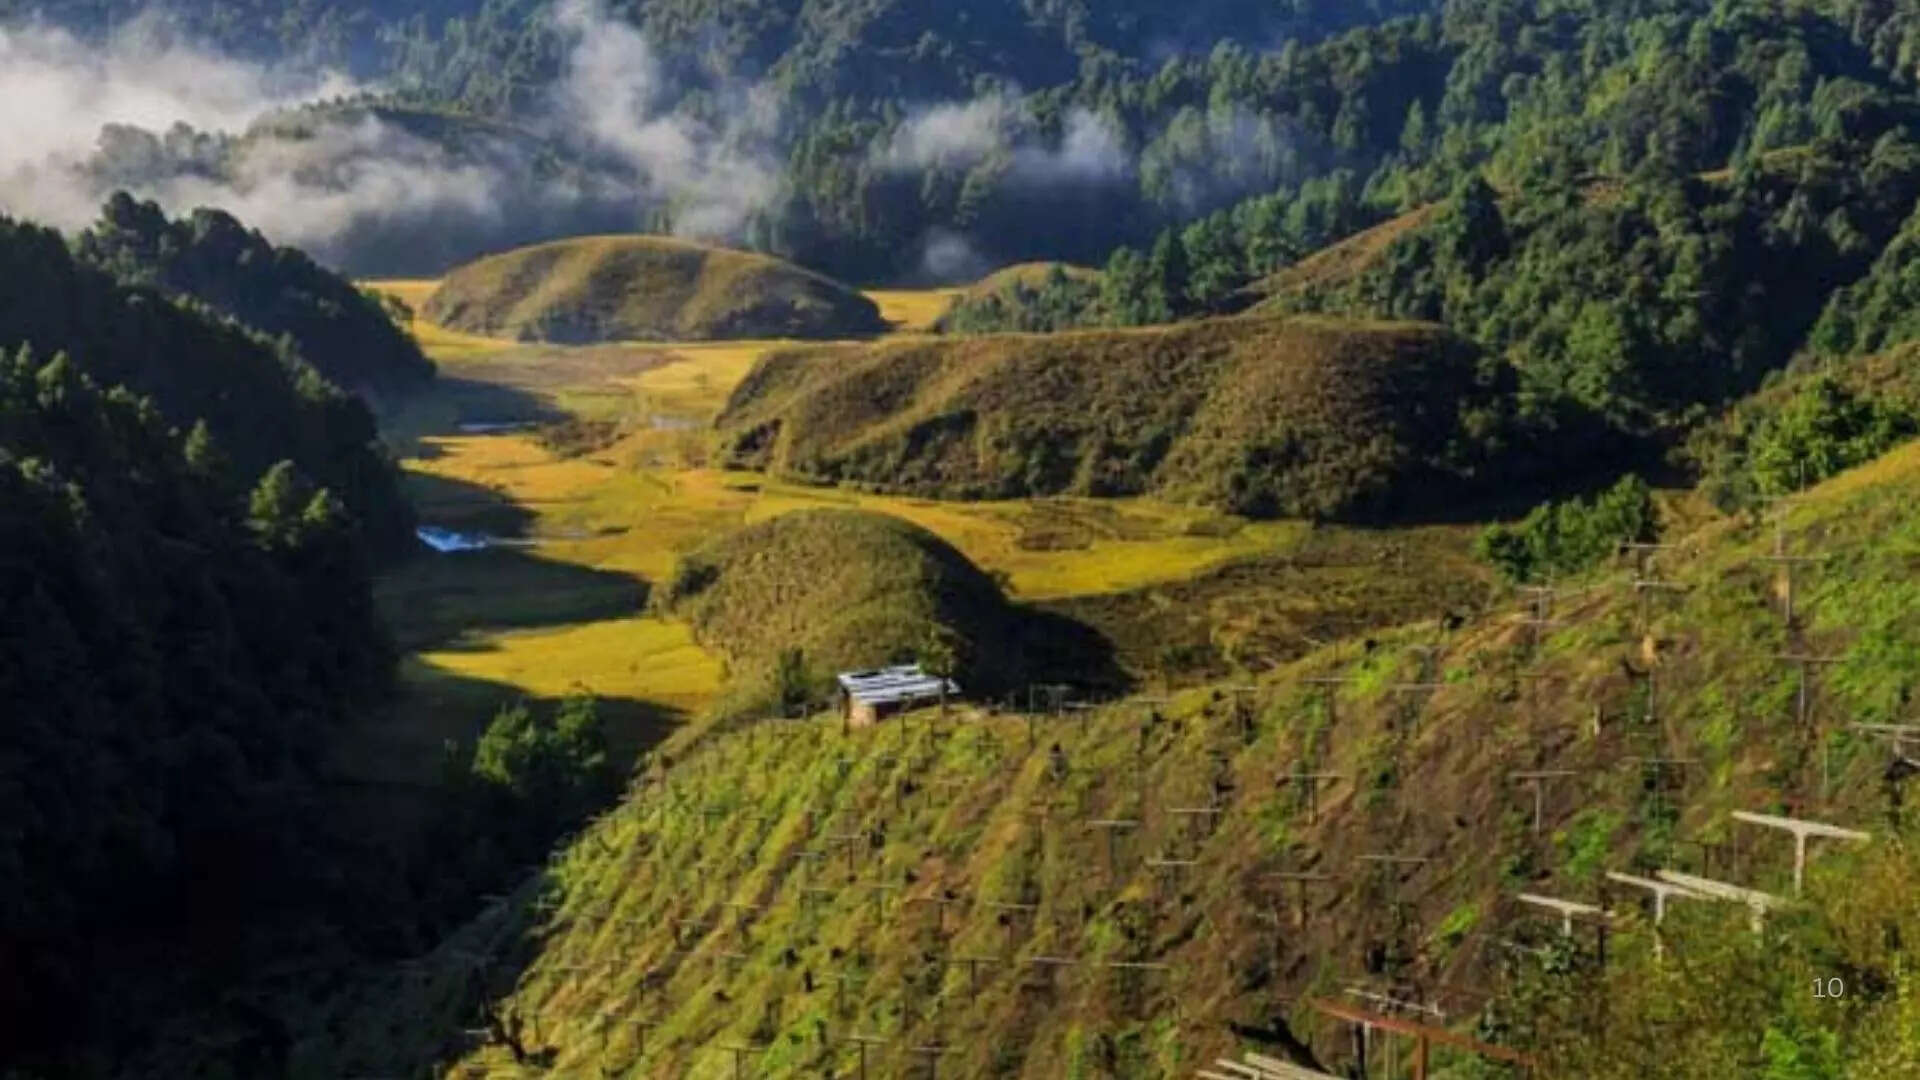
{"left": 422, "top": 236, "right": 887, "bottom": 344}
{"left": 715, "top": 315, "right": 1526, "bottom": 521}
{"left": 0, "top": 349, "right": 394, "bottom": 1069}
{"left": 660, "top": 509, "right": 1120, "bottom": 707}
{"left": 76, "top": 194, "right": 435, "bottom": 396}
{"left": 293, "top": 424, "right": 1920, "bottom": 1080}
{"left": 0, "top": 215, "right": 412, "bottom": 552}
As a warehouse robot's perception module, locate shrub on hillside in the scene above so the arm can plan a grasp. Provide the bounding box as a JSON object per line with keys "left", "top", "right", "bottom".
{"left": 470, "top": 694, "right": 614, "bottom": 836}
{"left": 1476, "top": 475, "right": 1657, "bottom": 584}
{"left": 1695, "top": 374, "right": 1920, "bottom": 511}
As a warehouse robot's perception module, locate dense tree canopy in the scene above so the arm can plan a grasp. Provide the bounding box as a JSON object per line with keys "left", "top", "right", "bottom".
{"left": 76, "top": 194, "right": 436, "bottom": 396}
{"left": 0, "top": 214, "right": 413, "bottom": 552}
{"left": 0, "top": 346, "right": 393, "bottom": 1065}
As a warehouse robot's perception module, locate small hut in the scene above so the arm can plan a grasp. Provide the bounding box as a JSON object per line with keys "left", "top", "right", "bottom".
{"left": 836, "top": 664, "right": 960, "bottom": 728}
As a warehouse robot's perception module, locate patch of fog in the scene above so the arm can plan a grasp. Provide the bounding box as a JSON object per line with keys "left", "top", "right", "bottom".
{"left": 456, "top": 420, "right": 541, "bottom": 434}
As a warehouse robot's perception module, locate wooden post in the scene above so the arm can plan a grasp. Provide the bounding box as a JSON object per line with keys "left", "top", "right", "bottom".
{"left": 1762, "top": 518, "right": 1825, "bottom": 627}
{"left": 1607, "top": 870, "right": 1705, "bottom": 959}
{"left": 1023, "top": 956, "right": 1077, "bottom": 993}
{"left": 1730, "top": 810, "right": 1870, "bottom": 896}
{"left": 1228, "top": 685, "right": 1261, "bottom": 740}
{"left": 1065, "top": 701, "right": 1096, "bottom": 737}
{"left": 1619, "top": 541, "right": 1684, "bottom": 578}
{"left": 987, "top": 901, "right": 1036, "bottom": 952}
{"left": 722, "top": 1043, "right": 765, "bottom": 1080}
{"left": 1265, "top": 871, "right": 1334, "bottom": 930}
{"left": 1510, "top": 770, "right": 1578, "bottom": 836}
{"left": 1087, "top": 819, "right": 1141, "bottom": 879}
{"left": 1388, "top": 680, "right": 1445, "bottom": 732}
{"left": 1305, "top": 998, "right": 1535, "bottom": 1079}
{"left": 839, "top": 1034, "right": 887, "bottom": 1080}
{"left": 1303, "top": 675, "right": 1359, "bottom": 754}
{"left": 908, "top": 894, "right": 964, "bottom": 937}
{"left": 1633, "top": 578, "right": 1686, "bottom": 634}
{"left": 1275, "top": 771, "right": 1342, "bottom": 824}
{"left": 1656, "top": 869, "right": 1790, "bottom": 934}
{"left": 1356, "top": 854, "right": 1428, "bottom": 907}
{"left": 1776, "top": 654, "right": 1842, "bottom": 728}
{"left": 910, "top": 1044, "right": 954, "bottom": 1080}
{"left": 1625, "top": 757, "right": 1697, "bottom": 825}
{"left": 953, "top": 955, "right": 997, "bottom": 1002}
{"left": 1167, "top": 805, "right": 1225, "bottom": 853}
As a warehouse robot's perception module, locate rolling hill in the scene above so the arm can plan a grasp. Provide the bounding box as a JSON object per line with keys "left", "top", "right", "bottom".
{"left": 286, "top": 416, "right": 1920, "bottom": 1080}
{"left": 660, "top": 509, "right": 1120, "bottom": 710}
{"left": 950, "top": 262, "right": 1100, "bottom": 304}
{"left": 714, "top": 314, "right": 1522, "bottom": 521}
{"left": 421, "top": 236, "right": 888, "bottom": 345}
{"left": 1245, "top": 203, "right": 1440, "bottom": 314}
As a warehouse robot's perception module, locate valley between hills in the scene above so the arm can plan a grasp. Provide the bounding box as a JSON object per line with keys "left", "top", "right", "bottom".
{"left": 19, "top": 3, "right": 1920, "bottom": 1076}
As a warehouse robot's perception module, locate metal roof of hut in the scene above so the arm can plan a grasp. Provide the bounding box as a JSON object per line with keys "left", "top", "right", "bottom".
{"left": 835, "top": 664, "right": 959, "bottom": 707}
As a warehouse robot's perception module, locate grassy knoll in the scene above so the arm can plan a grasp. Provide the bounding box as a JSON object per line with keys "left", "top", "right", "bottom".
{"left": 296, "top": 425, "right": 1920, "bottom": 1080}
{"left": 954, "top": 261, "right": 1100, "bottom": 302}
{"left": 716, "top": 314, "right": 1520, "bottom": 520}
{"left": 661, "top": 509, "right": 1122, "bottom": 708}
{"left": 421, "top": 236, "right": 887, "bottom": 344}
{"left": 1246, "top": 204, "right": 1440, "bottom": 312}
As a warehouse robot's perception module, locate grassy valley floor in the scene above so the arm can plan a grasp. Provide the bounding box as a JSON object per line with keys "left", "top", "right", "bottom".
{"left": 358, "top": 280, "right": 1492, "bottom": 783}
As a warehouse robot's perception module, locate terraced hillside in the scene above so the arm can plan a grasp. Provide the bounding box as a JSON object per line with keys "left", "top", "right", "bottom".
{"left": 287, "top": 429, "right": 1920, "bottom": 1080}
{"left": 716, "top": 315, "right": 1522, "bottom": 520}
{"left": 422, "top": 236, "right": 888, "bottom": 345}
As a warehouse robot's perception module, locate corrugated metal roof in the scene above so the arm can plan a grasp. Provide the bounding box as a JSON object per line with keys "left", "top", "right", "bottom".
{"left": 836, "top": 664, "right": 959, "bottom": 707}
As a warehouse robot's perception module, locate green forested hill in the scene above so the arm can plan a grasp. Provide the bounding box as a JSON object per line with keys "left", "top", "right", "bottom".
{"left": 0, "top": 348, "right": 393, "bottom": 1068}
{"left": 34, "top": 0, "right": 1920, "bottom": 291}
{"left": 0, "top": 214, "right": 413, "bottom": 551}
{"left": 76, "top": 194, "right": 436, "bottom": 396}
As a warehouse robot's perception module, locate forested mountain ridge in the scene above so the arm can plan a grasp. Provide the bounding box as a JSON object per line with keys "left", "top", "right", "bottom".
{"left": 30, "top": 0, "right": 1920, "bottom": 289}
{"left": 0, "top": 214, "right": 414, "bottom": 552}
{"left": 76, "top": 193, "right": 436, "bottom": 396}
{"left": 0, "top": 346, "right": 394, "bottom": 1068}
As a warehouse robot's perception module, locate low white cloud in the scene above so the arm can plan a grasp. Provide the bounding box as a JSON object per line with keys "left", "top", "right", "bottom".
{"left": 550, "top": 0, "right": 782, "bottom": 240}
{"left": 0, "top": 1, "right": 785, "bottom": 271}
{"left": 878, "top": 94, "right": 1131, "bottom": 187}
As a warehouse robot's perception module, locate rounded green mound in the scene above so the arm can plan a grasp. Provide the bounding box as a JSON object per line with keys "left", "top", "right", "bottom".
{"left": 422, "top": 235, "right": 886, "bottom": 344}
{"left": 716, "top": 314, "right": 1520, "bottom": 522}
{"left": 660, "top": 509, "right": 1021, "bottom": 691}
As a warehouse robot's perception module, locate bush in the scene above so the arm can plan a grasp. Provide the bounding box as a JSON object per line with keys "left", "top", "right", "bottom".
{"left": 1477, "top": 475, "right": 1657, "bottom": 583}
{"left": 471, "top": 693, "right": 613, "bottom": 828}
{"left": 1697, "top": 374, "right": 1919, "bottom": 511}
{"left": 1748, "top": 377, "right": 1916, "bottom": 498}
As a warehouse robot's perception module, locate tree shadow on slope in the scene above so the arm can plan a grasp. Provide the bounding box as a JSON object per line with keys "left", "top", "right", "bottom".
{"left": 380, "top": 471, "right": 646, "bottom": 652}
{"left": 1006, "top": 603, "right": 1134, "bottom": 700}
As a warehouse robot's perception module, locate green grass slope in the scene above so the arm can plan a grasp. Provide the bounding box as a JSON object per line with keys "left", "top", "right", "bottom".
{"left": 661, "top": 508, "right": 1120, "bottom": 707}
{"left": 716, "top": 314, "right": 1519, "bottom": 521}
{"left": 422, "top": 236, "right": 887, "bottom": 344}
{"left": 285, "top": 429, "right": 1920, "bottom": 1080}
